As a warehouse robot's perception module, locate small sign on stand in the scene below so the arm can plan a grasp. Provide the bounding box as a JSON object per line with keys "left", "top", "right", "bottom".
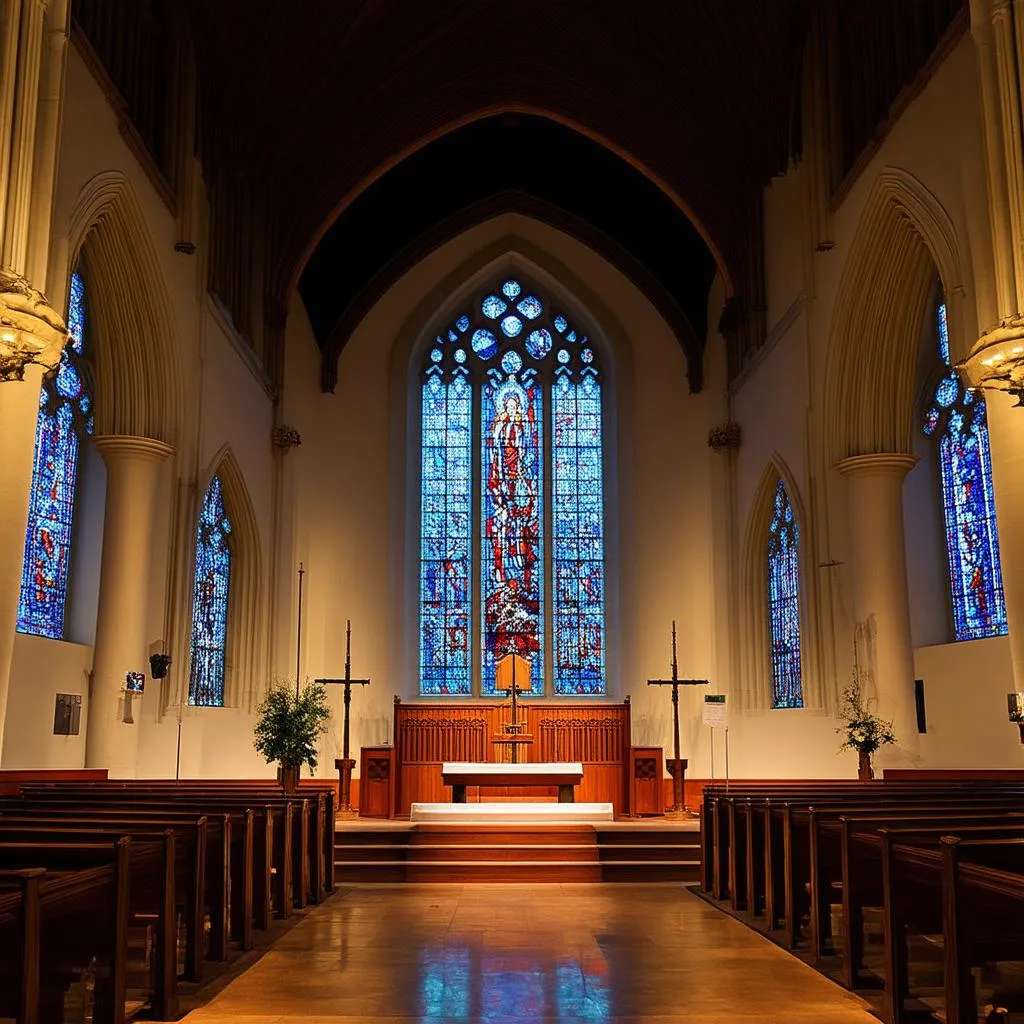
{"left": 704, "top": 694, "right": 729, "bottom": 788}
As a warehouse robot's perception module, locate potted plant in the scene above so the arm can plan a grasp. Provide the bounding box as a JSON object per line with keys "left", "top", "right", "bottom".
{"left": 837, "top": 676, "right": 896, "bottom": 780}
{"left": 254, "top": 681, "right": 331, "bottom": 793}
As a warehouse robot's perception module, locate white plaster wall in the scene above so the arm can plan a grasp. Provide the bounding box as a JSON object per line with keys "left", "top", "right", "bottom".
{"left": 3, "top": 46, "right": 277, "bottom": 776}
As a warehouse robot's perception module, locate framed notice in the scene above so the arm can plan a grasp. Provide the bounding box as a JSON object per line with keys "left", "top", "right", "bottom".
{"left": 703, "top": 693, "right": 728, "bottom": 728}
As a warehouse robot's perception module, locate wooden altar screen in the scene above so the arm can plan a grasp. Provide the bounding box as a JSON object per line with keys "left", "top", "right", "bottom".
{"left": 392, "top": 698, "right": 632, "bottom": 816}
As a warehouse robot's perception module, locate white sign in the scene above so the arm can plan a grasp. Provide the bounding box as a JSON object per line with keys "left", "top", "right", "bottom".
{"left": 703, "top": 693, "right": 728, "bottom": 728}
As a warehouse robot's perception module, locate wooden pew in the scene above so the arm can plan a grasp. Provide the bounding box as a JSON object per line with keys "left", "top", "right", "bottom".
{"left": 0, "top": 867, "right": 43, "bottom": 1024}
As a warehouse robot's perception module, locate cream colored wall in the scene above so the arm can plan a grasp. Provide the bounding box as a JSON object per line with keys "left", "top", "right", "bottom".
{"left": 2, "top": 47, "right": 277, "bottom": 775}
{"left": 281, "top": 214, "right": 723, "bottom": 777}
{"left": 726, "top": 31, "right": 1020, "bottom": 776}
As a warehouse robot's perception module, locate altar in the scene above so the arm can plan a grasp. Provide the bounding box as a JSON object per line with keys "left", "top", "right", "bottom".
{"left": 441, "top": 761, "right": 584, "bottom": 803}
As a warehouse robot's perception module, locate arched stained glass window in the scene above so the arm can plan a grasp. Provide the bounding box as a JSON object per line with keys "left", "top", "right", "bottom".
{"left": 419, "top": 278, "right": 606, "bottom": 696}
{"left": 17, "top": 271, "right": 94, "bottom": 638}
{"left": 768, "top": 479, "right": 803, "bottom": 709}
{"left": 923, "top": 302, "right": 1007, "bottom": 640}
{"left": 189, "top": 476, "right": 232, "bottom": 706}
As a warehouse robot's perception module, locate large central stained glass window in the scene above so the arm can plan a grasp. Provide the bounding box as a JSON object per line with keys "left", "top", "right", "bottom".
{"left": 419, "top": 277, "right": 606, "bottom": 697}
{"left": 923, "top": 301, "right": 1007, "bottom": 641}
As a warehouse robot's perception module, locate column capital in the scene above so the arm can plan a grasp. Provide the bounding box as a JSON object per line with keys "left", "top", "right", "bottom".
{"left": 92, "top": 435, "right": 175, "bottom": 464}
{"left": 0, "top": 267, "right": 68, "bottom": 382}
{"left": 835, "top": 453, "right": 918, "bottom": 479}
{"left": 958, "top": 317, "right": 1024, "bottom": 403}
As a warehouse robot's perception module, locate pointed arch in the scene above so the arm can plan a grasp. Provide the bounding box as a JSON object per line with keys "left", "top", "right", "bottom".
{"left": 188, "top": 447, "right": 264, "bottom": 710}
{"left": 824, "top": 169, "right": 966, "bottom": 464}
{"left": 64, "top": 171, "right": 183, "bottom": 445}
{"left": 738, "top": 457, "right": 822, "bottom": 711}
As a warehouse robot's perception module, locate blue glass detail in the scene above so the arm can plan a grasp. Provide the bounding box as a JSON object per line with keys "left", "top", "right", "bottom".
{"left": 557, "top": 349, "right": 570, "bottom": 364}
{"left": 517, "top": 296, "right": 543, "bottom": 320}
{"left": 448, "top": 330, "right": 458, "bottom": 343}
{"left": 454, "top": 348, "right": 467, "bottom": 364}
{"left": 471, "top": 329, "right": 498, "bottom": 359}
{"left": 430, "top": 348, "right": 443, "bottom": 363}
{"left": 553, "top": 315, "right": 568, "bottom": 334}
{"left": 526, "top": 329, "right": 553, "bottom": 360}
{"left": 552, "top": 372, "right": 605, "bottom": 695}
{"left": 927, "top": 303, "right": 1007, "bottom": 641}
{"left": 18, "top": 272, "right": 91, "bottom": 639}
{"left": 500, "top": 315, "right": 523, "bottom": 338}
{"left": 501, "top": 350, "right": 523, "bottom": 375}
{"left": 420, "top": 371, "right": 472, "bottom": 695}
{"left": 935, "top": 374, "right": 959, "bottom": 408}
{"left": 768, "top": 480, "right": 803, "bottom": 709}
{"left": 455, "top": 315, "right": 470, "bottom": 333}
{"left": 502, "top": 279, "right": 521, "bottom": 299}
{"left": 581, "top": 348, "right": 594, "bottom": 364}
{"left": 188, "top": 476, "right": 233, "bottom": 706}
{"left": 481, "top": 295, "right": 507, "bottom": 319}
{"left": 482, "top": 372, "right": 543, "bottom": 694}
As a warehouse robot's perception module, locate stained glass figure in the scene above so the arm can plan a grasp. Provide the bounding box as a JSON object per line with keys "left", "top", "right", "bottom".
{"left": 420, "top": 363, "right": 472, "bottom": 695}
{"left": 419, "top": 283, "right": 604, "bottom": 696}
{"left": 552, "top": 370, "right": 605, "bottom": 694}
{"left": 482, "top": 370, "right": 543, "bottom": 694}
{"left": 188, "top": 476, "right": 233, "bottom": 706}
{"left": 768, "top": 480, "right": 803, "bottom": 709}
{"left": 18, "top": 271, "right": 93, "bottom": 639}
{"left": 925, "top": 302, "right": 1007, "bottom": 640}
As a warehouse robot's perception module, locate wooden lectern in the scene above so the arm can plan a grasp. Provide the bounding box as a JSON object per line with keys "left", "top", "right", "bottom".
{"left": 493, "top": 653, "right": 534, "bottom": 763}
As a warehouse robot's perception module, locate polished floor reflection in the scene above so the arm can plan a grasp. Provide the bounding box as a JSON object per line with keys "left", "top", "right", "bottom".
{"left": 182, "top": 884, "right": 877, "bottom": 1023}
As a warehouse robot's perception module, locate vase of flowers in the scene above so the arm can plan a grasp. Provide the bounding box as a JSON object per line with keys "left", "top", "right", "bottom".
{"left": 837, "top": 677, "right": 896, "bottom": 781}
{"left": 254, "top": 681, "right": 331, "bottom": 793}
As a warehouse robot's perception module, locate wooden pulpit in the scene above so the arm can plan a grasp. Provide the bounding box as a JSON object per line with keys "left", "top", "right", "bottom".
{"left": 357, "top": 745, "right": 393, "bottom": 818}
{"left": 629, "top": 746, "right": 664, "bottom": 816}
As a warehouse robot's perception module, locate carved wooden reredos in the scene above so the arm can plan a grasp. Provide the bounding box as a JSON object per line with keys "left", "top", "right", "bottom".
{"left": 391, "top": 699, "right": 633, "bottom": 814}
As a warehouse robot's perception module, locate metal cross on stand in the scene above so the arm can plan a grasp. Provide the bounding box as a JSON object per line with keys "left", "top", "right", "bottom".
{"left": 647, "top": 621, "right": 709, "bottom": 814}
{"left": 316, "top": 620, "right": 370, "bottom": 813}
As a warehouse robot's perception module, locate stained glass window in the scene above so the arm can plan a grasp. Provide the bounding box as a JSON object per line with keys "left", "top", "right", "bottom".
{"left": 189, "top": 476, "right": 232, "bottom": 706}
{"left": 17, "top": 271, "right": 94, "bottom": 638}
{"left": 419, "top": 279, "right": 605, "bottom": 696}
{"left": 420, "top": 363, "right": 472, "bottom": 695}
{"left": 923, "top": 302, "right": 1007, "bottom": 640}
{"left": 768, "top": 480, "right": 803, "bottom": 709}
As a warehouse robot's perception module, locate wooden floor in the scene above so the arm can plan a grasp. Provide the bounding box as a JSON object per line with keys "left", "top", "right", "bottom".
{"left": 180, "top": 883, "right": 878, "bottom": 1023}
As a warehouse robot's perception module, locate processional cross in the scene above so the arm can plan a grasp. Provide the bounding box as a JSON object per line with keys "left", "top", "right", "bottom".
{"left": 316, "top": 620, "right": 370, "bottom": 813}
{"left": 647, "top": 621, "right": 708, "bottom": 813}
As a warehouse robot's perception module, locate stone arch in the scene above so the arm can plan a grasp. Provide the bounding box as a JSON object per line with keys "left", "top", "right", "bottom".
{"left": 387, "top": 225, "right": 638, "bottom": 697}
{"left": 738, "top": 456, "right": 823, "bottom": 711}
{"left": 190, "top": 446, "right": 265, "bottom": 711}
{"left": 824, "top": 168, "right": 965, "bottom": 465}
{"left": 65, "top": 171, "right": 183, "bottom": 445}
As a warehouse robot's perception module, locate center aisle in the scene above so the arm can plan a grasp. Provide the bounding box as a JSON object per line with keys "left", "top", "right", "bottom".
{"left": 181, "top": 884, "right": 877, "bottom": 1023}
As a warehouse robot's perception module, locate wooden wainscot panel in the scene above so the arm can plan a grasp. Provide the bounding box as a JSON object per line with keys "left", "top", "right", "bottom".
{"left": 393, "top": 699, "right": 631, "bottom": 816}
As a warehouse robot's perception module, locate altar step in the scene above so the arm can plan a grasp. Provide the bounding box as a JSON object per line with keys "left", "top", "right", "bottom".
{"left": 334, "top": 823, "right": 701, "bottom": 884}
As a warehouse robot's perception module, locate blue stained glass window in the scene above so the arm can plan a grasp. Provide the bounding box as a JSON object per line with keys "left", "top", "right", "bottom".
{"left": 17, "top": 271, "right": 92, "bottom": 639}
{"left": 188, "top": 476, "right": 233, "bottom": 706}
{"left": 768, "top": 480, "right": 803, "bottom": 709}
{"left": 926, "top": 302, "right": 1007, "bottom": 641}
{"left": 419, "top": 368, "right": 472, "bottom": 695}
{"left": 482, "top": 372, "right": 544, "bottom": 694}
{"left": 552, "top": 372, "right": 605, "bottom": 694}
{"left": 419, "top": 284, "right": 604, "bottom": 696}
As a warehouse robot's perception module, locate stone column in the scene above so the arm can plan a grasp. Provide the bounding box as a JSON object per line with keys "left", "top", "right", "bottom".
{"left": 86, "top": 435, "right": 173, "bottom": 776}
{"left": 0, "top": 271, "right": 68, "bottom": 758}
{"left": 836, "top": 453, "right": 920, "bottom": 758}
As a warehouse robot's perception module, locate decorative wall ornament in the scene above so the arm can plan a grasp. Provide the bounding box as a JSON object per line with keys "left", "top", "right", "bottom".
{"left": 0, "top": 268, "right": 69, "bottom": 381}
{"left": 272, "top": 424, "right": 303, "bottom": 450}
{"left": 959, "top": 316, "right": 1024, "bottom": 407}
{"left": 707, "top": 420, "right": 742, "bottom": 453}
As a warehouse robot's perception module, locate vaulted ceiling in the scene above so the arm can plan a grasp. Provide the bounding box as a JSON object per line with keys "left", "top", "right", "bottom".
{"left": 186, "top": 0, "right": 810, "bottom": 389}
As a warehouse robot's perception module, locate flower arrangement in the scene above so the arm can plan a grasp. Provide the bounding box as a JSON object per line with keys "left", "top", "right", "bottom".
{"left": 707, "top": 420, "right": 742, "bottom": 453}
{"left": 837, "top": 677, "right": 896, "bottom": 754}
{"left": 254, "top": 680, "right": 331, "bottom": 790}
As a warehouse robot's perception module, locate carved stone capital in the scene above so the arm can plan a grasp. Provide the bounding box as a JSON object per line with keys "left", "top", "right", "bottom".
{"left": 272, "top": 424, "right": 303, "bottom": 450}
{"left": 958, "top": 317, "right": 1024, "bottom": 405}
{"left": 0, "top": 267, "right": 69, "bottom": 382}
